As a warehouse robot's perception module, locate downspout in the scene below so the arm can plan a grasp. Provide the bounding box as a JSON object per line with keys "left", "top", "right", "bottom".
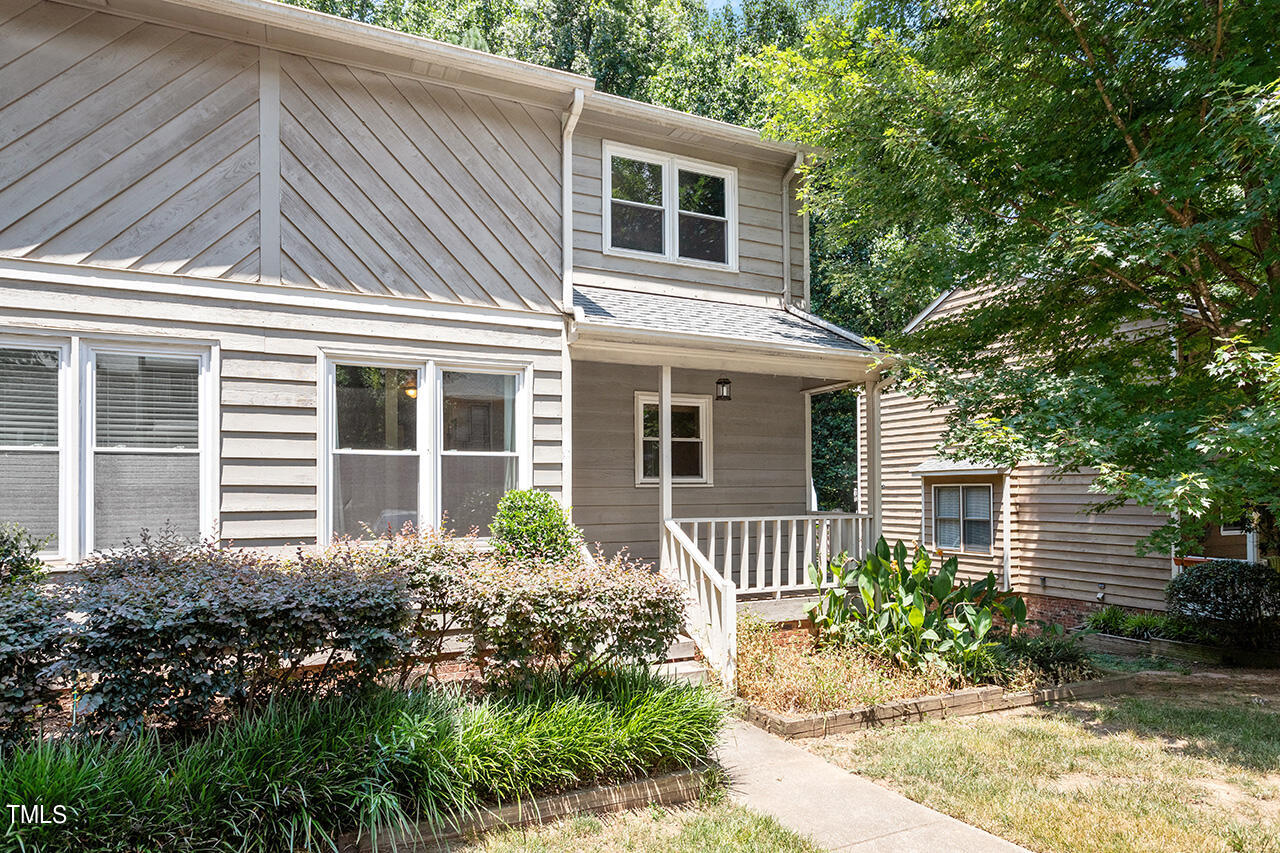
{"left": 560, "top": 88, "right": 584, "bottom": 513}
{"left": 780, "top": 152, "right": 802, "bottom": 305}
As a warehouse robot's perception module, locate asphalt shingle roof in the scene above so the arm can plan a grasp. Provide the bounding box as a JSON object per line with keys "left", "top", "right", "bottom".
{"left": 573, "top": 286, "right": 871, "bottom": 353}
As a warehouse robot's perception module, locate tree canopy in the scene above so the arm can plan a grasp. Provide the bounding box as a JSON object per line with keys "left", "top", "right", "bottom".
{"left": 761, "top": 0, "right": 1280, "bottom": 554}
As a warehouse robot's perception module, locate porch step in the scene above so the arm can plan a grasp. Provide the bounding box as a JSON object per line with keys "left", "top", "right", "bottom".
{"left": 652, "top": 659, "right": 712, "bottom": 685}
{"left": 665, "top": 638, "right": 698, "bottom": 662}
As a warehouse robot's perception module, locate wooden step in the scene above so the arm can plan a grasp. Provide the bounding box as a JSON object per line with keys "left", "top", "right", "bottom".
{"left": 652, "top": 659, "right": 712, "bottom": 684}
{"left": 665, "top": 639, "right": 698, "bottom": 662}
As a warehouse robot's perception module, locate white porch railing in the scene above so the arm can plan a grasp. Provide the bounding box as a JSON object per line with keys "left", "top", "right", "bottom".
{"left": 661, "top": 519, "right": 737, "bottom": 687}
{"left": 660, "top": 512, "right": 872, "bottom": 688}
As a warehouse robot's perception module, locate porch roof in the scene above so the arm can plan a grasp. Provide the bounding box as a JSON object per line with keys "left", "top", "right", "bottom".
{"left": 572, "top": 286, "right": 873, "bottom": 354}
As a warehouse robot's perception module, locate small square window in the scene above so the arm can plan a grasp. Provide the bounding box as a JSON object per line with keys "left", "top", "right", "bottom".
{"left": 934, "top": 484, "right": 992, "bottom": 554}
{"left": 636, "top": 394, "right": 711, "bottom": 485}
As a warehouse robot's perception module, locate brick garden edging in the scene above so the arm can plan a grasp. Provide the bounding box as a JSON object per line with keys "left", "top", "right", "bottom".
{"left": 339, "top": 766, "right": 711, "bottom": 852}
{"left": 741, "top": 674, "right": 1139, "bottom": 740}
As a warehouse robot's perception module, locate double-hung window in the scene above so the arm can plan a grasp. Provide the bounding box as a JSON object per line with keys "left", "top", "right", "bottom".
{"left": 934, "top": 484, "right": 993, "bottom": 554}
{"left": 634, "top": 392, "right": 712, "bottom": 486}
{"left": 0, "top": 336, "right": 214, "bottom": 563}
{"left": 0, "top": 346, "right": 64, "bottom": 553}
{"left": 604, "top": 142, "right": 737, "bottom": 268}
{"left": 324, "top": 358, "right": 529, "bottom": 541}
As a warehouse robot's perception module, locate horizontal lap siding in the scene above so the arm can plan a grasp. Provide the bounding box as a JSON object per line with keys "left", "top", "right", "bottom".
{"left": 876, "top": 286, "right": 1172, "bottom": 609}
{"left": 0, "top": 280, "right": 565, "bottom": 550}
{"left": 572, "top": 361, "right": 808, "bottom": 563}
{"left": 572, "top": 127, "right": 795, "bottom": 304}
{"left": 0, "top": 1, "right": 261, "bottom": 281}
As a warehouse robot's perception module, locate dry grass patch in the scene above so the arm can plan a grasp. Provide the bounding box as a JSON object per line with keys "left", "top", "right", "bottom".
{"left": 449, "top": 800, "right": 820, "bottom": 852}
{"left": 805, "top": 674, "right": 1280, "bottom": 853}
{"left": 736, "top": 615, "right": 953, "bottom": 715}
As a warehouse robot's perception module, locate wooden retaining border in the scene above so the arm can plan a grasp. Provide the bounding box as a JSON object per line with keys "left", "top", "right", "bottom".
{"left": 742, "top": 674, "right": 1139, "bottom": 740}
{"left": 1077, "top": 632, "right": 1280, "bottom": 668}
{"left": 339, "top": 766, "right": 711, "bottom": 852}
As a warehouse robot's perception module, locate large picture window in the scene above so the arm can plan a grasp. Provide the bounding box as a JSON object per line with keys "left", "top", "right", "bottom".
{"left": 934, "top": 484, "right": 993, "bottom": 554}
{"left": 324, "top": 358, "right": 528, "bottom": 542}
{"left": 634, "top": 392, "right": 712, "bottom": 486}
{"left": 0, "top": 335, "right": 213, "bottom": 563}
{"left": 604, "top": 142, "right": 737, "bottom": 268}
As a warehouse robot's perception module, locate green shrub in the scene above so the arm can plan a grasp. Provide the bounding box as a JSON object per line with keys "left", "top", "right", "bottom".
{"left": 0, "top": 672, "right": 724, "bottom": 852}
{"left": 0, "top": 522, "right": 47, "bottom": 586}
{"left": 0, "top": 584, "right": 72, "bottom": 751}
{"left": 1083, "top": 604, "right": 1129, "bottom": 636}
{"left": 1166, "top": 559, "right": 1280, "bottom": 649}
{"left": 489, "top": 489, "right": 583, "bottom": 563}
{"left": 460, "top": 551, "right": 684, "bottom": 685}
{"left": 997, "top": 631, "right": 1096, "bottom": 685}
{"left": 807, "top": 537, "right": 1027, "bottom": 680}
{"left": 68, "top": 531, "right": 411, "bottom": 734}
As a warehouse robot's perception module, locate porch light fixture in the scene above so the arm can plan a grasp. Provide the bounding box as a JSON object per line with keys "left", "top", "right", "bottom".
{"left": 715, "top": 377, "right": 732, "bottom": 401}
{"left": 403, "top": 377, "right": 418, "bottom": 399}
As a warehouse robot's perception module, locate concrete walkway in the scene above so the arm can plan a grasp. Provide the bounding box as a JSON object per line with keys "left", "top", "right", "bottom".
{"left": 717, "top": 720, "right": 1030, "bottom": 852}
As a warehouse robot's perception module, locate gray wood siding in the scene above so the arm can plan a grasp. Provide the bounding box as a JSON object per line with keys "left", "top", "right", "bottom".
{"left": 0, "top": 0, "right": 261, "bottom": 281}
{"left": 571, "top": 361, "right": 808, "bottom": 563}
{"left": 277, "top": 54, "right": 562, "bottom": 310}
{"left": 0, "top": 275, "right": 565, "bottom": 551}
{"left": 572, "top": 125, "right": 802, "bottom": 305}
{"left": 873, "top": 286, "right": 1172, "bottom": 610}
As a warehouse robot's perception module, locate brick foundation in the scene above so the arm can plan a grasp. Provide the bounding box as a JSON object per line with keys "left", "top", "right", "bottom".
{"left": 1021, "top": 593, "right": 1156, "bottom": 628}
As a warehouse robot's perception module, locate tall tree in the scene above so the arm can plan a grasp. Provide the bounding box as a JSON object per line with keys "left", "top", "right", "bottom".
{"left": 761, "top": 0, "right": 1280, "bottom": 555}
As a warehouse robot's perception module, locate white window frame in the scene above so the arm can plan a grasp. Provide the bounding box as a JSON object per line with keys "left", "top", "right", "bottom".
{"left": 932, "top": 483, "right": 993, "bottom": 555}
{"left": 0, "top": 337, "right": 70, "bottom": 561}
{"left": 0, "top": 332, "right": 218, "bottom": 565}
{"left": 602, "top": 140, "right": 739, "bottom": 272}
{"left": 317, "top": 353, "right": 533, "bottom": 545}
{"left": 634, "top": 391, "right": 713, "bottom": 487}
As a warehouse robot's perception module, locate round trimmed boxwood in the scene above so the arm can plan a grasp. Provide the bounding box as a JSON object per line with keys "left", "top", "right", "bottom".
{"left": 1166, "top": 559, "right": 1280, "bottom": 649}
{"left": 489, "top": 489, "right": 583, "bottom": 564}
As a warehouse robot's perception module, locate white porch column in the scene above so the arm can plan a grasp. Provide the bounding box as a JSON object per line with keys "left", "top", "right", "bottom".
{"left": 659, "top": 365, "right": 673, "bottom": 525}
{"left": 864, "top": 378, "right": 883, "bottom": 541}
{"left": 1001, "top": 474, "right": 1013, "bottom": 590}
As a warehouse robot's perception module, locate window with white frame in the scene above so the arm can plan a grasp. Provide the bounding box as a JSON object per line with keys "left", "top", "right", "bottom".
{"left": 604, "top": 142, "right": 736, "bottom": 268}
{"left": 634, "top": 392, "right": 712, "bottom": 485}
{"left": 0, "top": 346, "right": 63, "bottom": 552}
{"left": 324, "top": 359, "right": 527, "bottom": 541}
{"left": 0, "top": 336, "right": 213, "bottom": 562}
{"left": 934, "top": 484, "right": 992, "bottom": 553}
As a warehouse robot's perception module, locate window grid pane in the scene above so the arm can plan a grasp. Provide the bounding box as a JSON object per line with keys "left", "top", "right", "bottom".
{"left": 95, "top": 353, "right": 199, "bottom": 449}
{"left": 334, "top": 365, "right": 417, "bottom": 451}
{"left": 0, "top": 348, "right": 59, "bottom": 446}
{"left": 611, "top": 157, "right": 663, "bottom": 205}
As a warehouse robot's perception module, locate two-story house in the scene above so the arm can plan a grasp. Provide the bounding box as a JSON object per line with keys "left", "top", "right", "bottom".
{"left": 0, "top": 0, "right": 887, "bottom": 682}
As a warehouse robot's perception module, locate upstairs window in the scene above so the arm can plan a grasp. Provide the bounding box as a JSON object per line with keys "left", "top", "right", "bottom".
{"left": 604, "top": 142, "right": 736, "bottom": 268}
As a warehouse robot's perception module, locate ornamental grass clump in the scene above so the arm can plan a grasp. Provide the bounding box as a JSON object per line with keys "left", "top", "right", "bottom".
{"left": 0, "top": 670, "right": 725, "bottom": 853}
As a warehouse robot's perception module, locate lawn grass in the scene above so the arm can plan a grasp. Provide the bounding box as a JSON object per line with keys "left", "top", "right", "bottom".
{"left": 805, "top": 677, "right": 1280, "bottom": 853}
{"left": 452, "top": 800, "right": 820, "bottom": 852}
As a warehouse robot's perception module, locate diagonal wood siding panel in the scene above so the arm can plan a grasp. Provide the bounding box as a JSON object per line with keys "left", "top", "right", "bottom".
{"left": 278, "top": 54, "right": 561, "bottom": 311}
{"left": 0, "top": 1, "right": 261, "bottom": 281}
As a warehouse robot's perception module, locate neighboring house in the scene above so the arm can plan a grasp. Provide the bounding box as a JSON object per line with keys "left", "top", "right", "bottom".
{"left": 871, "top": 286, "right": 1259, "bottom": 623}
{"left": 0, "top": 0, "right": 886, "bottom": 682}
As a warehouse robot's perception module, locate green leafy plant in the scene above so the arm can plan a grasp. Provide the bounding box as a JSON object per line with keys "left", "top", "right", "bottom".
{"left": 1084, "top": 605, "right": 1130, "bottom": 636}
{"left": 1166, "top": 559, "right": 1280, "bottom": 649}
{"left": 0, "top": 522, "right": 48, "bottom": 586}
{"left": 996, "top": 631, "right": 1096, "bottom": 686}
{"left": 489, "top": 489, "right": 584, "bottom": 564}
{"left": 806, "top": 537, "right": 1027, "bottom": 680}
{"left": 459, "top": 550, "right": 684, "bottom": 686}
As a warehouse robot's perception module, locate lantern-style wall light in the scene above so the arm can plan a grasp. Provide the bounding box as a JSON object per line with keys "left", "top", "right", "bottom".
{"left": 715, "top": 376, "right": 732, "bottom": 401}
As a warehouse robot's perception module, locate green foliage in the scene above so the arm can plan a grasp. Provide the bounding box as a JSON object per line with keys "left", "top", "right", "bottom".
{"left": 996, "top": 631, "right": 1096, "bottom": 686}
{"left": 489, "top": 489, "right": 584, "bottom": 563}
{"left": 0, "top": 672, "right": 724, "bottom": 852}
{"left": 0, "top": 584, "right": 72, "bottom": 752}
{"left": 68, "top": 531, "right": 411, "bottom": 734}
{"left": 809, "top": 388, "right": 859, "bottom": 510}
{"left": 761, "top": 0, "right": 1280, "bottom": 557}
{"left": 807, "top": 537, "right": 1027, "bottom": 680}
{"left": 460, "top": 550, "right": 685, "bottom": 685}
{"left": 0, "top": 522, "right": 48, "bottom": 586}
{"left": 1166, "top": 559, "right": 1280, "bottom": 649}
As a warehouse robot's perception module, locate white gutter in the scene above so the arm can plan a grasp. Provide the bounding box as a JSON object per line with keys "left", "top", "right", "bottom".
{"left": 561, "top": 88, "right": 585, "bottom": 313}
{"left": 560, "top": 88, "right": 584, "bottom": 514}
{"left": 780, "top": 153, "right": 802, "bottom": 303}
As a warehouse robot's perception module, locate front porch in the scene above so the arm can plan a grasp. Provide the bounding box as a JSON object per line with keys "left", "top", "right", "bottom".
{"left": 566, "top": 286, "right": 887, "bottom": 688}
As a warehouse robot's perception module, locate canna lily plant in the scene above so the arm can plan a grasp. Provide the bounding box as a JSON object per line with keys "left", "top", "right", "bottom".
{"left": 806, "top": 537, "right": 1027, "bottom": 679}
